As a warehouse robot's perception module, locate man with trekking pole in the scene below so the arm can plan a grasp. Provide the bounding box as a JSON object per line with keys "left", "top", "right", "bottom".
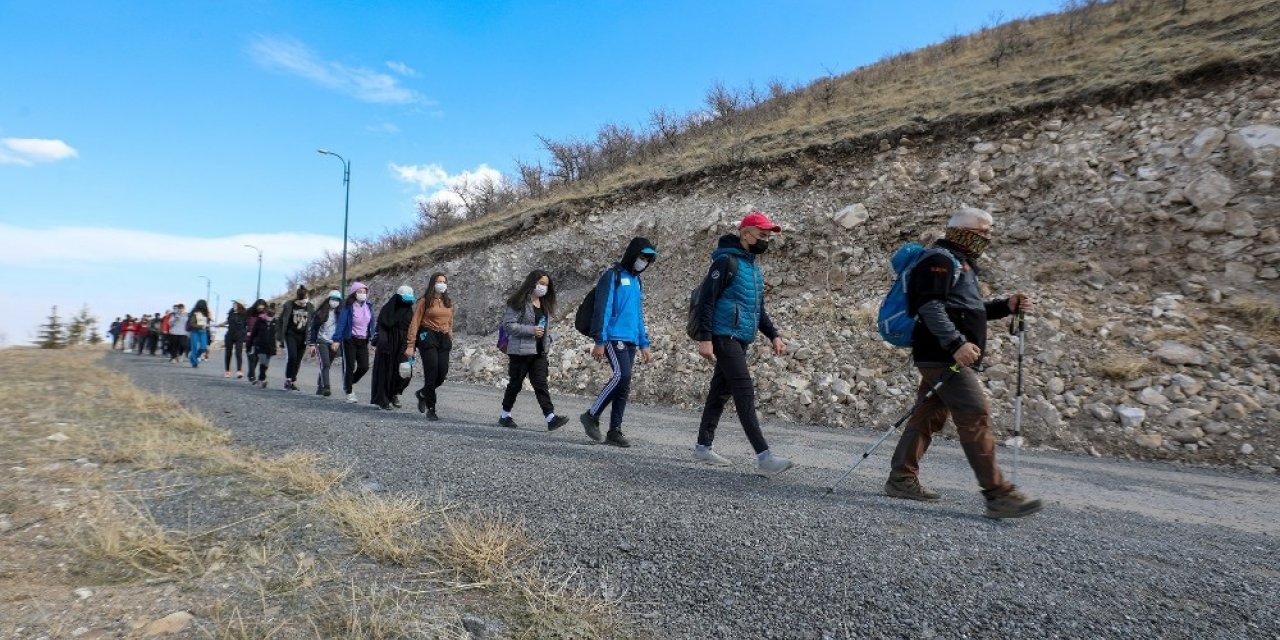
{"left": 884, "top": 207, "right": 1042, "bottom": 519}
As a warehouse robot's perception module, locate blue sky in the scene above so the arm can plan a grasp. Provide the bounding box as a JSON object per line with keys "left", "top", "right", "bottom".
{"left": 0, "top": 0, "right": 1059, "bottom": 345}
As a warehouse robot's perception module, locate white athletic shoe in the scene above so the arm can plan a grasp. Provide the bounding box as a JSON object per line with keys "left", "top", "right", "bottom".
{"left": 756, "top": 454, "right": 795, "bottom": 477}
{"left": 692, "top": 447, "right": 732, "bottom": 467}
{"left": 346, "top": 393, "right": 358, "bottom": 404}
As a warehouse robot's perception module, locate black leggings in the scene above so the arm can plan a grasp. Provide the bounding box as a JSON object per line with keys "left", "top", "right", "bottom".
{"left": 341, "top": 338, "right": 370, "bottom": 393}
{"left": 224, "top": 338, "right": 244, "bottom": 372}
{"left": 698, "top": 335, "right": 769, "bottom": 454}
{"left": 416, "top": 331, "right": 453, "bottom": 410}
{"left": 283, "top": 333, "right": 307, "bottom": 382}
{"left": 502, "top": 353, "right": 553, "bottom": 415}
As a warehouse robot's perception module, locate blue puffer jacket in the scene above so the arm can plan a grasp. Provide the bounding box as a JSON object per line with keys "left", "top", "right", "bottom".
{"left": 712, "top": 245, "right": 763, "bottom": 343}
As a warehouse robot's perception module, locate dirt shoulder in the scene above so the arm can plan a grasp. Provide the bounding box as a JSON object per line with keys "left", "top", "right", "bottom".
{"left": 0, "top": 348, "right": 638, "bottom": 639}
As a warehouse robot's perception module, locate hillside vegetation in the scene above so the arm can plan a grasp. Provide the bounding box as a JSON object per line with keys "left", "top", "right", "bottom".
{"left": 296, "top": 0, "right": 1280, "bottom": 286}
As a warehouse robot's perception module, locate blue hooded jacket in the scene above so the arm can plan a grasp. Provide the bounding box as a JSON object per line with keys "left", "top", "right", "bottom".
{"left": 590, "top": 237, "right": 656, "bottom": 348}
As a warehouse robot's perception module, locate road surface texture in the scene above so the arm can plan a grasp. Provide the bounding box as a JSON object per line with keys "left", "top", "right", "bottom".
{"left": 109, "top": 353, "right": 1279, "bottom": 639}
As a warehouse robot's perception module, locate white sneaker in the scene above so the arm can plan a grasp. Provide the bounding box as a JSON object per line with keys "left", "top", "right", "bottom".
{"left": 346, "top": 393, "right": 358, "bottom": 404}
{"left": 756, "top": 455, "right": 795, "bottom": 476}
{"left": 693, "top": 447, "right": 731, "bottom": 467}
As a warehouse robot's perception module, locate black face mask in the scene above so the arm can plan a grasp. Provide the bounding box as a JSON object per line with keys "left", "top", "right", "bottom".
{"left": 748, "top": 238, "right": 770, "bottom": 255}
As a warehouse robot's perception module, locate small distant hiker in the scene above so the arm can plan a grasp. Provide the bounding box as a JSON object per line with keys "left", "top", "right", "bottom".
{"left": 498, "top": 270, "right": 568, "bottom": 431}
{"left": 221, "top": 301, "right": 247, "bottom": 378}
{"left": 884, "top": 206, "right": 1042, "bottom": 519}
{"left": 167, "top": 304, "right": 189, "bottom": 363}
{"left": 186, "top": 300, "right": 212, "bottom": 367}
{"left": 369, "top": 285, "right": 416, "bottom": 410}
{"left": 245, "top": 299, "right": 277, "bottom": 388}
{"left": 580, "top": 237, "right": 658, "bottom": 448}
{"left": 109, "top": 317, "right": 122, "bottom": 350}
{"left": 405, "top": 273, "right": 455, "bottom": 421}
{"left": 692, "top": 212, "right": 793, "bottom": 476}
{"left": 334, "top": 282, "right": 375, "bottom": 404}
{"left": 133, "top": 314, "right": 151, "bottom": 355}
{"left": 146, "top": 313, "right": 163, "bottom": 356}
{"left": 308, "top": 290, "right": 342, "bottom": 397}
{"left": 277, "top": 286, "right": 315, "bottom": 391}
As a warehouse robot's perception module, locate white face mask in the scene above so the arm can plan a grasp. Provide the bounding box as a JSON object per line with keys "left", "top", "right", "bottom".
{"left": 633, "top": 258, "right": 649, "bottom": 273}
{"left": 533, "top": 284, "right": 548, "bottom": 298}
{"left": 434, "top": 282, "right": 448, "bottom": 294}
{"left": 328, "top": 299, "right": 339, "bottom": 308}
{"left": 355, "top": 293, "right": 368, "bottom": 303}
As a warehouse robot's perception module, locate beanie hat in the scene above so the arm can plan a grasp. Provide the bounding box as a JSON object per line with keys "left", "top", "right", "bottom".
{"left": 327, "top": 289, "right": 341, "bottom": 299}
{"left": 396, "top": 285, "right": 414, "bottom": 298}
{"left": 348, "top": 281, "right": 368, "bottom": 295}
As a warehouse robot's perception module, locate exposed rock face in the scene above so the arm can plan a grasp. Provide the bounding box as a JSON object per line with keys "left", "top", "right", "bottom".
{"left": 360, "top": 78, "right": 1280, "bottom": 470}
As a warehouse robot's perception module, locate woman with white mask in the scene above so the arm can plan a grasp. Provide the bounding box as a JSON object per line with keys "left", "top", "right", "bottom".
{"left": 333, "top": 282, "right": 376, "bottom": 404}
{"left": 308, "top": 290, "right": 343, "bottom": 397}
{"left": 498, "top": 269, "right": 567, "bottom": 431}
{"left": 405, "top": 272, "right": 454, "bottom": 421}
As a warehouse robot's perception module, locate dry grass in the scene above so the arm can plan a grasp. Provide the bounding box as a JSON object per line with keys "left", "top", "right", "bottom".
{"left": 1094, "top": 353, "right": 1154, "bottom": 380}
{"left": 70, "top": 493, "right": 203, "bottom": 580}
{"left": 238, "top": 450, "right": 350, "bottom": 496}
{"left": 321, "top": 490, "right": 443, "bottom": 566}
{"left": 513, "top": 572, "right": 627, "bottom": 640}
{"left": 432, "top": 510, "right": 536, "bottom": 583}
{"left": 1228, "top": 294, "right": 1280, "bottom": 339}
{"left": 320, "top": 0, "right": 1280, "bottom": 285}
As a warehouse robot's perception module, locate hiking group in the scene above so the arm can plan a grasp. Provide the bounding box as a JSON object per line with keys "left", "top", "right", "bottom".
{"left": 108, "top": 208, "right": 1041, "bottom": 519}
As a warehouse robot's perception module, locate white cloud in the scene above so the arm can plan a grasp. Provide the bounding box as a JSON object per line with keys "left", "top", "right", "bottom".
{"left": 388, "top": 162, "right": 505, "bottom": 206}
{"left": 385, "top": 60, "right": 417, "bottom": 77}
{"left": 246, "top": 35, "right": 429, "bottom": 106}
{"left": 0, "top": 223, "right": 344, "bottom": 269}
{"left": 0, "top": 138, "right": 78, "bottom": 165}
{"left": 365, "top": 122, "right": 401, "bottom": 134}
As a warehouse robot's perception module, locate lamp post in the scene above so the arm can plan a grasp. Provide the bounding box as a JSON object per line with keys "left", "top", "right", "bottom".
{"left": 316, "top": 149, "right": 351, "bottom": 295}
{"left": 243, "top": 244, "right": 262, "bottom": 300}
{"left": 198, "top": 275, "right": 211, "bottom": 307}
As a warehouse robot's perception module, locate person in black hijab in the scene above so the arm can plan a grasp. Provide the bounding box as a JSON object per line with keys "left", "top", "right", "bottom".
{"left": 369, "top": 285, "right": 417, "bottom": 410}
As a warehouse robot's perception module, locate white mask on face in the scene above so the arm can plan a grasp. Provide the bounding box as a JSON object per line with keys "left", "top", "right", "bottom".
{"left": 633, "top": 258, "right": 649, "bottom": 273}
{"left": 533, "top": 284, "right": 548, "bottom": 298}
{"left": 434, "top": 282, "right": 448, "bottom": 294}
{"left": 329, "top": 299, "right": 339, "bottom": 308}
{"left": 355, "top": 293, "right": 368, "bottom": 302}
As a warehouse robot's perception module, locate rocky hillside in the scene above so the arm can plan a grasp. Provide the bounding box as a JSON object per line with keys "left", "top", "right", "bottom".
{"left": 352, "top": 75, "right": 1280, "bottom": 474}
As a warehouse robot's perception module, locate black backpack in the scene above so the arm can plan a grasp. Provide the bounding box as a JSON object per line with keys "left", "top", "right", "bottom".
{"left": 574, "top": 268, "right": 623, "bottom": 337}
{"left": 685, "top": 256, "right": 737, "bottom": 340}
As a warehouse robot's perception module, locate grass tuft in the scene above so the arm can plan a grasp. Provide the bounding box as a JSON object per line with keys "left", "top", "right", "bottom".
{"left": 1094, "top": 353, "right": 1153, "bottom": 381}
{"left": 321, "top": 491, "right": 440, "bottom": 566}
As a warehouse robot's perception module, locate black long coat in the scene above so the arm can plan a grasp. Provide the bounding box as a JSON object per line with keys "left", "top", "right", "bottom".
{"left": 369, "top": 297, "right": 414, "bottom": 406}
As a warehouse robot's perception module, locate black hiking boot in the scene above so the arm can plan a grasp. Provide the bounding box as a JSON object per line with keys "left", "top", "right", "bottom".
{"left": 547, "top": 415, "right": 569, "bottom": 431}
{"left": 426, "top": 408, "right": 439, "bottom": 422}
{"left": 985, "top": 488, "right": 1043, "bottom": 519}
{"left": 498, "top": 416, "right": 518, "bottom": 429}
{"left": 390, "top": 396, "right": 401, "bottom": 409}
{"left": 580, "top": 412, "right": 603, "bottom": 442}
{"left": 416, "top": 390, "right": 427, "bottom": 414}
{"left": 605, "top": 429, "right": 631, "bottom": 448}
{"left": 322, "top": 386, "right": 332, "bottom": 397}
{"left": 884, "top": 476, "right": 942, "bottom": 502}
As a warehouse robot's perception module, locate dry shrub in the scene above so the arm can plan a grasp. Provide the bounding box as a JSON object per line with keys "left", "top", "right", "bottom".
{"left": 71, "top": 494, "right": 202, "bottom": 579}
{"left": 322, "top": 491, "right": 439, "bottom": 565}
{"left": 1094, "top": 353, "right": 1153, "bottom": 380}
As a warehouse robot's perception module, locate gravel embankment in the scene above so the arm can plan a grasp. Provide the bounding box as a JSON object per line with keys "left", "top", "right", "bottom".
{"left": 110, "top": 353, "right": 1280, "bottom": 639}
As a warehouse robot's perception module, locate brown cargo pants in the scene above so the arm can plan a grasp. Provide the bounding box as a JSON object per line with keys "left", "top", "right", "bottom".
{"left": 889, "top": 366, "right": 1013, "bottom": 497}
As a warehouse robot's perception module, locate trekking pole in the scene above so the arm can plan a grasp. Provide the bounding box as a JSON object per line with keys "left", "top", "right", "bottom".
{"left": 823, "top": 363, "right": 963, "bottom": 496}
{"left": 1010, "top": 311, "right": 1027, "bottom": 485}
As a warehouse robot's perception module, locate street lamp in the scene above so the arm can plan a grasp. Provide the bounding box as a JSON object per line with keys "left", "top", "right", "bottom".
{"left": 317, "top": 149, "right": 351, "bottom": 295}
{"left": 243, "top": 244, "right": 262, "bottom": 300}
{"left": 198, "top": 275, "right": 211, "bottom": 304}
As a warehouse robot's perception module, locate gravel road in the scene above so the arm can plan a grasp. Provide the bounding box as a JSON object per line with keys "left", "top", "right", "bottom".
{"left": 109, "top": 352, "right": 1279, "bottom": 639}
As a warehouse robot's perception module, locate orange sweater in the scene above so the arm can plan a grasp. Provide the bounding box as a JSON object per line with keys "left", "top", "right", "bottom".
{"left": 406, "top": 297, "right": 454, "bottom": 351}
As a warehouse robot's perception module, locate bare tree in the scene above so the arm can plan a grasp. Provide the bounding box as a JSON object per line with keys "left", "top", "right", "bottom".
{"left": 704, "top": 81, "right": 743, "bottom": 119}
{"left": 514, "top": 158, "right": 546, "bottom": 197}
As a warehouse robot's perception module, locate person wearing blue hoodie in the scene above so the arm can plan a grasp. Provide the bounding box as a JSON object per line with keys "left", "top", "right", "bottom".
{"left": 691, "top": 212, "right": 793, "bottom": 476}
{"left": 579, "top": 237, "right": 658, "bottom": 448}
{"left": 333, "top": 282, "right": 376, "bottom": 404}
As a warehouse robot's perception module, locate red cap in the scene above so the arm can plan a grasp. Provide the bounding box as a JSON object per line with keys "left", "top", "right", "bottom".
{"left": 739, "top": 211, "right": 781, "bottom": 232}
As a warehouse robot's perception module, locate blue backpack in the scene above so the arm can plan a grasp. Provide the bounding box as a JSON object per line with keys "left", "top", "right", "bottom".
{"left": 877, "top": 243, "right": 960, "bottom": 347}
